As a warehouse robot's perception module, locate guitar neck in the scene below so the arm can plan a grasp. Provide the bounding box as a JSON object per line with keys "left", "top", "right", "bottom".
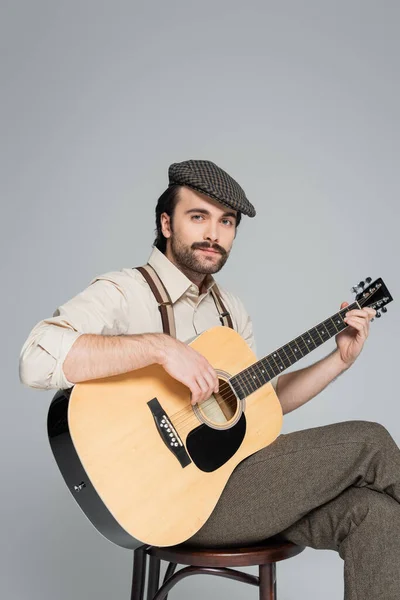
{"left": 229, "top": 301, "right": 360, "bottom": 400}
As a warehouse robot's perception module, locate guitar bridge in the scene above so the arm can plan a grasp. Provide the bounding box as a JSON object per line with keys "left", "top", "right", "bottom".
{"left": 147, "top": 398, "right": 191, "bottom": 468}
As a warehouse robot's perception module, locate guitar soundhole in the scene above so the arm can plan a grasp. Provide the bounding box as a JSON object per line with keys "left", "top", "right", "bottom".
{"left": 196, "top": 377, "right": 239, "bottom": 429}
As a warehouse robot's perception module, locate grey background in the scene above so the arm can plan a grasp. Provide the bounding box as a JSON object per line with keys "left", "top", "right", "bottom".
{"left": 2, "top": 1, "right": 399, "bottom": 598}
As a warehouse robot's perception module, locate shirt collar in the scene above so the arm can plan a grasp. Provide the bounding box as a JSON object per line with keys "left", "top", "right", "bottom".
{"left": 147, "top": 247, "right": 216, "bottom": 304}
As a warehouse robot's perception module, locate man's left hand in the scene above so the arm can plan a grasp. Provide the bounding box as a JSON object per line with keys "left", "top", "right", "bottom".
{"left": 335, "top": 301, "right": 376, "bottom": 368}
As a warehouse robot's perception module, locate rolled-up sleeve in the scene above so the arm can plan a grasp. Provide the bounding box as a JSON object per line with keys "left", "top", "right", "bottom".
{"left": 19, "top": 272, "right": 130, "bottom": 390}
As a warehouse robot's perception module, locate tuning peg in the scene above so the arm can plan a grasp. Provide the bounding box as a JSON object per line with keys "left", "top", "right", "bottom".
{"left": 382, "top": 306, "right": 387, "bottom": 313}
{"left": 351, "top": 285, "right": 360, "bottom": 294}
{"left": 358, "top": 281, "right": 365, "bottom": 289}
{"left": 365, "top": 277, "right": 372, "bottom": 284}
{"left": 376, "top": 311, "right": 382, "bottom": 318}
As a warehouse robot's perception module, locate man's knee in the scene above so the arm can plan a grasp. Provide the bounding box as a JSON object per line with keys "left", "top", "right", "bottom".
{"left": 343, "top": 487, "right": 397, "bottom": 537}
{"left": 346, "top": 420, "right": 392, "bottom": 446}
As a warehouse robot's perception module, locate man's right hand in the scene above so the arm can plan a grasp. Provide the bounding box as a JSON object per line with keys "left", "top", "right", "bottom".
{"left": 157, "top": 335, "right": 219, "bottom": 405}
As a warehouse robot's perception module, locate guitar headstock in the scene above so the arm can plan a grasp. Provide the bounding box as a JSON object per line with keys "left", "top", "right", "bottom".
{"left": 352, "top": 277, "right": 393, "bottom": 319}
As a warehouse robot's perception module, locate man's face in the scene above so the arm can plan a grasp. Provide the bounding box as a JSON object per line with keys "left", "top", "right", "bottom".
{"left": 161, "top": 186, "right": 237, "bottom": 275}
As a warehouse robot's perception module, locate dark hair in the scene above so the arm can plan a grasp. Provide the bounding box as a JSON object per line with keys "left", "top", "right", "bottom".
{"left": 153, "top": 185, "right": 182, "bottom": 253}
{"left": 153, "top": 185, "right": 242, "bottom": 253}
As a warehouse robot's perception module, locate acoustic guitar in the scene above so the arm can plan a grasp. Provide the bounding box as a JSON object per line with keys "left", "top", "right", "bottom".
{"left": 48, "top": 277, "right": 392, "bottom": 549}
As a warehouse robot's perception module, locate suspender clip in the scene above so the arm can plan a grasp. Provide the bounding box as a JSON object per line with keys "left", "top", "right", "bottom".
{"left": 219, "top": 311, "right": 231, "bottom": 324}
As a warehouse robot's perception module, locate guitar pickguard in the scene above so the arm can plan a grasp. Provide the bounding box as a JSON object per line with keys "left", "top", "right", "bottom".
{"left": 186, "top": 414, "right": 246, "bottom": 472}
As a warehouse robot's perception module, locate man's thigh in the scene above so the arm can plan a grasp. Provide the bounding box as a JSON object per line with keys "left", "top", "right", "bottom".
{"left": 185, "top": 419, "right": 396, "bottom": 547}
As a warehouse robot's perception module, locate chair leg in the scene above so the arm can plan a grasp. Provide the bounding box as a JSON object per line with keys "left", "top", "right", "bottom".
{"left": 259, "top": 564, "right": 274, "bottom": 600}
{"left": 147, "top": 555, "right": 161, "bottom": 600}
{"left": 131, "top": 546, "right": 147, "bottom": 600}
{"left": 163, "top": 562, "right": 177, "bottom": 600}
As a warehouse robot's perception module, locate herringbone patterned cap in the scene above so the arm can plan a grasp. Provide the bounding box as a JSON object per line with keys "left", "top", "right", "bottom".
{"left": 168, "top": 159, "right": 256, "bottom": 217}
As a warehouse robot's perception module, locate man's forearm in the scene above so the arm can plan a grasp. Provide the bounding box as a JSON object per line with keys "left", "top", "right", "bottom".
{"left": 276, "top": 348, "right": 349, "bottom": 415}
{"left": 63, "top": 333, "right": 168, "bottom": 384}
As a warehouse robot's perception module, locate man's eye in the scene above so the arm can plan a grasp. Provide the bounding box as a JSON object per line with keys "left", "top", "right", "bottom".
{"left": 222, "top": 219, "right": 233, "bottom": 226}
{"left": 192, "top": 215, "right": 204, "bottom": 221}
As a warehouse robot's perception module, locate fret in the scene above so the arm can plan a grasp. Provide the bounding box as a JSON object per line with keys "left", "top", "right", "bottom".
{"left": 294, "top": 336, "right": 307, "bottom": 355}
{"left": 331, "top": 312, "right": 347, "bottom": 332}
{"left": 265, "top": 356, "right": 282, "bottom": 377}
{"left": 269, "top": 350, "right": 286, "bottom": 374}
{"left": 253, "top": 362, "right": 269, "bottom": 386}
{"left": 258, "top": 361, "right": 271, "bottom": 384}
{"left": 301, "top": 333, "right": 316, "bottom": 351}
{"left": 229, "top": 377, "right": 242, "bottom": 400}
{"left": 259, "top": 357, "right": 277, "bottom": 381}
{"left": 284, "top": 342, "right": 297, "bottom": 362}
{"left": 280, "top": 344, "right": 295, "bottom": 366}
{"left": 241, "top": 370, "right": 257, "bottom": 395}
{"left": 324, "top": 318, "right": 338, "bottom": 335}
{"left": 313, "top": 326, "right": 324, "bottom": 344}
{"left": 277, "top": 347, "right": 292, "bottom": 368}
{"left": 231, "top": 372, "right": 251, "bottom": 399}
{"left": 237, "top": 363, "right": 266, "bottom": 396}
{"left": 310, "top": 327, "right": 324, "bottom": 347}
{"left": 289, "top": 339, "right": 304, "bottom": 359}
{"left": 247, "top": 370, "right": 262, "bottom": 390}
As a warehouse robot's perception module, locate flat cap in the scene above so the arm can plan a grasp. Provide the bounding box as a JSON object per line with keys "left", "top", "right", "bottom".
{"left": 168, "top": 159, "right": 256, "bottom": 217}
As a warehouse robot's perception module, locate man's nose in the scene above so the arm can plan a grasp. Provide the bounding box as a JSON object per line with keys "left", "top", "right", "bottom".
{"left": 204, "top": 221, "right": 219, "bottom": 242}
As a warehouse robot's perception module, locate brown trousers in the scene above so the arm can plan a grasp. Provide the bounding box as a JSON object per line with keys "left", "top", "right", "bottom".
{"left": 185, "top": 420, "right": 400, "bottom": 600}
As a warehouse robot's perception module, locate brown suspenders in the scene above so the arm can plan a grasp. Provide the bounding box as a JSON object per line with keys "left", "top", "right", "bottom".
{"left": 210, "top": 285, "right": 234, "bottom": 330}
{"left": 134, "top": 264, "right": 234, "bottom": 337}
{"left": 135, "top": 265, "right": 176, "bottom": 338}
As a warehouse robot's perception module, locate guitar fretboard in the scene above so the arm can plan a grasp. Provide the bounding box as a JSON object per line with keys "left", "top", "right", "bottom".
{"left": 229, "top": 301, "right": 359, "bottom": 400}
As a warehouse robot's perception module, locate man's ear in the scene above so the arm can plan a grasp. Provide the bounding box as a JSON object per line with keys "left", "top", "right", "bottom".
{"left": 160, "top": 212, "right": 172, "bottom": 239}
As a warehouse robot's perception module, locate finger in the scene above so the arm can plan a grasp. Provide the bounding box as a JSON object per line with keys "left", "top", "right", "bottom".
{"left": 344, "top": 316, "right": 368, "bottom": 335}
{"left": 206, "top": 366, "right": 219, "bottom": 392}
{"left": 199, "top": 356, "right": 218, "bottom": 391}
{"left": 201, "top": 369, "right": 218, "bottom": 398}
{"left": 345, "top": 309, "right": 373, "bottom": 320}
{"left": 344, "top": 315, "right": 366, "bottom": 326}
{"left": 195, "top": 374, "right": 212, "bottom": 404}
{"left": 190, "top": 380, "right": 202, "bottom": 405}
{"left": 205, "top": 367, "right": 219, "bottom": 394}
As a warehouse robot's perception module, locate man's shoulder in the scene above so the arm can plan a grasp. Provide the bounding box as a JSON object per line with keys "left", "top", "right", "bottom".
{"left": 88, "top": 266, "right": 153, "bottom": 295}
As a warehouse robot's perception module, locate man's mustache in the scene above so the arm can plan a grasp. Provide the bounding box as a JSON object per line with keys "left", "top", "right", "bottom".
{"left": 192, "top": 243, "right": 227, "bottom": 255}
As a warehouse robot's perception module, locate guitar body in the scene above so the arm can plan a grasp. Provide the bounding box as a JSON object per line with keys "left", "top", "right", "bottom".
{"left": 48, "top": 326, "right": 283, "bottom": 548}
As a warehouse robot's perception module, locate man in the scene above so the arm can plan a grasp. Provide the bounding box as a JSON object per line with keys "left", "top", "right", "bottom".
{"left": 20, "top": 160, "right": 400, "bottom": 600}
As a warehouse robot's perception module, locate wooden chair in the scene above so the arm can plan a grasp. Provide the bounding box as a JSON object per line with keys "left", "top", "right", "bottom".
{"left": 130, "top": 539, "right": 305, "bottom": 600}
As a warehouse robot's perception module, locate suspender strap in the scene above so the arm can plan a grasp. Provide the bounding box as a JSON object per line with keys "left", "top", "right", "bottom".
{"left": 135, "top": 265, "right": 177, "bottom": 338}
{"left": 210, "top": 285, "right": 234, "bottom": 329}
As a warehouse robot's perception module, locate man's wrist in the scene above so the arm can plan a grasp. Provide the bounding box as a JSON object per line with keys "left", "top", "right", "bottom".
{"left": 146, "top": 333, "right": 169, "bottom": 366}
{"left": 331, "top": 348, "right": 352, "bottom": 373}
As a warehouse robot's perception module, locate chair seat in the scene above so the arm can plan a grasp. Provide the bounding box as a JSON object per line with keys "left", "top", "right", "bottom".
{"left": 147, "top": 539, "right": 305, "bottom": 567}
